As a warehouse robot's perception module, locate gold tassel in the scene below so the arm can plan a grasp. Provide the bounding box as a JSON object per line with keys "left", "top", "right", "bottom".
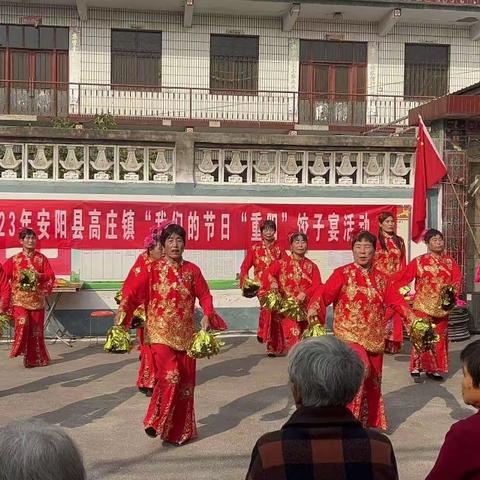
{"left": 302, "top": 323, "right": 327, "bottom": 339}
{"left": 410, "top": 318, "right": 439, "bottom": 353}
{"left": 19, "top": 269, "right": 37, "bottom": 292}
{"left": 0, "top": 314, "right": 11, "bottom": 338}
{"left": 187, "top": 330, "right": 225, "bottom": 359}
{"left": 279, "top": 296, "right": 306, "bottom": 322}
{"left": 114, "top": 290, "right": 123, "bottom": 305}
{"left": 104, "top": 326, "right": 133, "bottom": 353}
{"left": 241, "top": 278, "right": 261, "bottom": 298}
{"left": 259, "top": 291, "right": 283, "bottom": 311}
{"left": 440, "top": 285, "right": 456, "bottom": 311}
{"left": 131, "top": 306, "right": 146, "bottom": 328}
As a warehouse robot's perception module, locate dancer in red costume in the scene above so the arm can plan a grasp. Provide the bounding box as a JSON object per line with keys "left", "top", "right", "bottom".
{"left": 240, "top": 219, "right": 284, "bottom": 343}
{"left": 260, "top": 232, "right": 321, "bottom": 356}
{"left": 3, "top": 228, "right": 55, "bottom": 367}
{"left": 395, "top": 228, "right": 462, "bottom": 381}
{"left": 374, "top": 211, "right": 407, "bottom": 354}
{"left": 0, "top": 264, "right": 9, "bottom": 317}
{"left": 308, "top": 230, "right": 408, "bottom": 430}
{"left": 116, "top": 224, "right": 224, "bottom": 445}
{"left": 121, "top": 225, "right": 164, "bottom": 395}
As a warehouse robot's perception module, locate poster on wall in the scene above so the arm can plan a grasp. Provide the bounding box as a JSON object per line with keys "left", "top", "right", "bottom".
{"left": 0, "top": 200, "right": 407, "bottom": 251}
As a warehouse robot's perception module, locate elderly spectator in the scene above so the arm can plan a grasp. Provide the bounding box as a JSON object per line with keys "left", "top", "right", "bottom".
{"left": 0, "top": 420, "right": 86, "bottom": 480}
{"left": 426, "top": 339, "right": 480, "bottom": 480}
{"left": 246, "top": 336, "right": 399, "bottom": 480}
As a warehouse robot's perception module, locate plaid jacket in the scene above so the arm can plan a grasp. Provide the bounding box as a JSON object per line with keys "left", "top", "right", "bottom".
{"left": 246, "top": 406, "right": 398, "bottom": 480}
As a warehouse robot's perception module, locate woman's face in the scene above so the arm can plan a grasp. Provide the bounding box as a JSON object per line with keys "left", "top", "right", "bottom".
{"left": 380, "top": 216, "right": 395, "bottom": 235}
{"left": 163, "top": 233, "right": 185, "bottom": 260}
{"left": 290, "top": 236, "right": 307, "bottom": 256}
{"left": 149, "top": 243, "right": 163, "bottom": 260}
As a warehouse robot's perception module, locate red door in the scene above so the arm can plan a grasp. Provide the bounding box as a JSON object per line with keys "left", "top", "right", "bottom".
{"left": 299, "top": 62, "right": 366, "bottom": 125}
{"left": 8, "top": 49, "right": 68, "bottom": 115}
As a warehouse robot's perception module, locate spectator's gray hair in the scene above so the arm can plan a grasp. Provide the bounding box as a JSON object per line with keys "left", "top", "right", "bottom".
{"left": 0, "top": 420, "right": 86, "bottom": 480}
{"left": 288, "top": 336, "right": 364, "bottom": 407}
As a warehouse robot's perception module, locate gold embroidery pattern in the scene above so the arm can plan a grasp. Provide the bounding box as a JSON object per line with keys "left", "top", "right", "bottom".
{"left": 374, "top": 237, "right": 403, "bottom": 277}
{"left": 145, "top": 259, "right": 199, "bottom": 351}
{"left": 165, "top": 368, "right": 180, "bottom": 385}
{"left": 11, "top": 253, "right": 47, "bottom": 310}
{"left": 252, "top": 243, "right": 282, "bottom": 281}
{"left": 413, "top": 254, "right": 458, "bottom": 318}
{"left": 334, "top": 264, "right": 386, "bottom": 353}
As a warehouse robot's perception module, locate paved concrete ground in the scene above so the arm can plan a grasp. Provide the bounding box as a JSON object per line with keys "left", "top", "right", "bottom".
{"left": 0, "top": 335, "right": 477, "bottom": 480}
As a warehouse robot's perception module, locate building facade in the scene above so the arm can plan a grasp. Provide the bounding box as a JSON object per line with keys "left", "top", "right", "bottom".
{"left": 1, "top": 0, "right": 475, "bottom": 333}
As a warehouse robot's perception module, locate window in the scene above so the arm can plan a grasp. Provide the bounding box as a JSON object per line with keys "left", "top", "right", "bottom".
{"left": 111, "top": 30, "right": 162, "bottom": 87}
{"left": 404, "top": 44, "right": 449, "bottom": 97}
{"left": 0, "top": 25, "right": 68, "bottom": 89}
{"left": 210, "top": 35, "right": 259, "bottom": 93}
{"left": 0, "top": 24, "right": 69, "bottom": 115}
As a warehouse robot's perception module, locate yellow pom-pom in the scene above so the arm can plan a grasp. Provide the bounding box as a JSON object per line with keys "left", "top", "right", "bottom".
{"left": 260, "top": 291, "right": 283, "bottom": 311}
{"left": 104, "top": 326, "right": 132, "bottom": 353}
{"left": 410, "top": 318, "right": 439, "bottom": 353}
{"left": 114, "top": 290, "right": 123, "bottom": 305}
{"left": 0, "top": 313, "right": 12, "bottom": 338}
{"left": 302, "top": 323, "right": 327, "bottom": 339}
{"left": 242, "top": 278, "right": 261, "bottom": 298}
{"left": 279, "top": 296, "right": 306, "bottom": 322}
{"left": 187, "top": 330, "right": 225, "bottom": 359}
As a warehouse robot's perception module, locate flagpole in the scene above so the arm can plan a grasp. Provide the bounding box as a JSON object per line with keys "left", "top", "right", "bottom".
{"left": 416, "top": 115, "right": 480, "bottom": 257}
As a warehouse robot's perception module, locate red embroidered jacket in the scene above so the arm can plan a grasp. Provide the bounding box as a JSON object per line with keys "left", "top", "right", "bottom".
{"left": 309, "top": 263, "right": 407, "bottom": 353}
{"left": 374, "top": 235, "right": 406, "bottom": 278}
{"left": 3, "top": 251, "right": 55, "bottom": 311}
{"left": 394, "top": 253, "right": 462, "bottom": 318}
{"left": 240, "top": 241, "right": 284, "bottom": 287}
{"left": 117, "top": 256, "right": 214, "bottom": 351}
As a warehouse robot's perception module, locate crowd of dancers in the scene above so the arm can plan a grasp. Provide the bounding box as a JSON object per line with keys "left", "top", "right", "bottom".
{"left": 0, "top": 211, "right": 462, "bottom": 446}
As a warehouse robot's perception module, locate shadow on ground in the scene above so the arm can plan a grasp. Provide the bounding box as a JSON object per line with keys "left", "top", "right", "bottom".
{"left": 385, "top": 347, "right": 471, "bottom": 433}
{"left": 197, "top": 383, "right": 289, "bottom": 440}
{"left": 33, "top": 386, "right": 138, "bottom": 428}
{"left": 0, "top": 358, "right": 135, "bottom": 398}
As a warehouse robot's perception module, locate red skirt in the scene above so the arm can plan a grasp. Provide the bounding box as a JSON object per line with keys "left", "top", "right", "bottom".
{"left": 144, "top": 344, "right": 197, "bottom": 445}
{"left": 263, "top": 312, "right": 306, "bottom": 355}
{"left": 136, "top": 328, "right": 155, "bottom": 390}
{"left": 10, "top": 306, "right": 50, "bottom": 368}
{"left": 347, "top": 342, "right": 387, "bottom": 430}
{"left": 410, "top": 316, "right": 449, "bottom": 374}
{"left": 384, "top": 307, "right": 404, "bottom": 354}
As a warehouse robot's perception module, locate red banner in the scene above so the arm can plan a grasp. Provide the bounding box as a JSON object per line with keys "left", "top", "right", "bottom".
{"left": 0, "top": 200, "right": 397, "bottom": 250}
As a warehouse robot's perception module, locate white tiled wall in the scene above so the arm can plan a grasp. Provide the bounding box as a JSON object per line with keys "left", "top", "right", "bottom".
{"left": 1, "top": 5, "right": 479, "bottom": 101}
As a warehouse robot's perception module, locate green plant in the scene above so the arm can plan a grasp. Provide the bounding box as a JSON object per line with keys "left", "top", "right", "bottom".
{"left": 93, "top": 113, "right": 116, "bottom": 131}
{"left": 51, "top": 118, "right": 76, "bottom": 129}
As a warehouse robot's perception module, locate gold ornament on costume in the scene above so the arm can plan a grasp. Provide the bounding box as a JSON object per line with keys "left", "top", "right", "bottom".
{"left": 187, "top": 330, "right": 225, "bottom": 359}
{"left": 302, "top": 323, "right": 327, "bottom": 339}
{"left": 440, "top": 285, "right": 456, "bottom": 311}
{"left": 104, "top": 326, "right": 133, "bottom": 353}
{"left": 241, "top": 278, "right": 261, "bottom": 298}
{"left": 18, "top": 269, "right": 37, "bottom": 292}
{"left": 0, "top": 313, "right": 12, "bottom": 337}
{"left": 399, "top": 285, "right": 411, "bottom": 296}
{"left": 410, "top": 318, "right": 439, "bottom": 353}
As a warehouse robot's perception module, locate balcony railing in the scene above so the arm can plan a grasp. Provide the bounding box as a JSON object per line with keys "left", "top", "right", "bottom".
{"left": 0, "top": 80, "right": 434, "bottom": 127}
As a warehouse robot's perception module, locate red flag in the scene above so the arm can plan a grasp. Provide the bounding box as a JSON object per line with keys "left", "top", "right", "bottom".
{"left": 411, "top": 117, "right": 447, "bottom": 243}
